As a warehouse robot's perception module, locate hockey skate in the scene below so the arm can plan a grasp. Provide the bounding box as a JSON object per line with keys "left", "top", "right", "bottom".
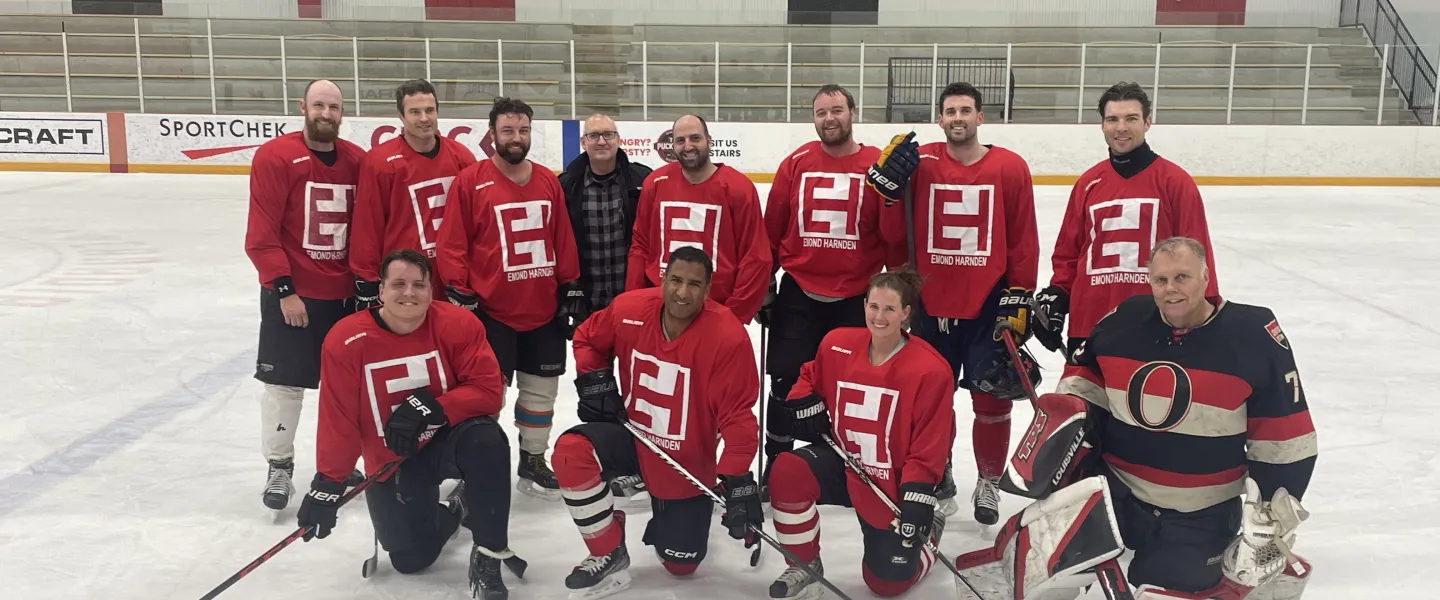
{"left": 768, "top": 556, "right": 825, "bottom": 600}
{"left": 517, "top": 450, "right": 562, "bottom": 501}
{"left": 972, "top": 475, "right": 1001, "bottom": 526}
{"left": 262, "top": 459, "right": 294, "bottom": 510}
{"left": 935, "top": 459, "right": 959, "bottom": 517}
{"left": 566, "top": 511, "right": 632, "bottom": 600}
{"left": 470, "top": 544, "right": 527, "bottom": 600}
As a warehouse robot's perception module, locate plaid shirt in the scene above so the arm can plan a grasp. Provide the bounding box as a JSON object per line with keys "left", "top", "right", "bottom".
{"left": 581, "top": 168, "right": 629, "bottom": 310}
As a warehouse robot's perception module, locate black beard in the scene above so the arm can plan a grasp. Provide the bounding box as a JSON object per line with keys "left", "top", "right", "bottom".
{"left": 497, "top": 142, "right": 528, "bottom": 165}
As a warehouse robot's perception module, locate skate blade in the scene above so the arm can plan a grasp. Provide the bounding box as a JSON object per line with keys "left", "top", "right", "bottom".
{"left": 938, "top": 497, "right": 959, "bottom": 517}
{"left": 516, "top": 479, "right": 562, "bottom": 501}
{"left": 568, "top": 571, "right": 631, "bottom": 600}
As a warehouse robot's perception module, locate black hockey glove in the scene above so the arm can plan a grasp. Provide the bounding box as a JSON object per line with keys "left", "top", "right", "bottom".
{"left": 1031, "top": 285, "right": 1069, "bottom": 354}
{"left": 718, "top": 472, "right": 763, "bottom": 548}
{"left": 383, "top": 388, "right": 448, "bottom": 458}
{"left": 297, "top": 474, "right": 346, "bottom": 541}
{"left": 756, "top": 275, "right": 778, "bottom": 328}
{"left": 556, "top": 281, "right": 589, "bottom": 340}
{"left": 993, "top": 287, "right": 1034, "bottom": 342}
{"left": 446, "top": 286, "right": 479, "bottom": 312}
{"left": 781, "top": 393, "right": 830, "bottom": 444}
{"left": 354, "top": 278, "right": 381, "bottom": 312}
{"left": 895, "top": 481, "right": 939, "bottom": 548}
{"left": 576, "top": 368, "right": 626, "bottom": 423}
{"left": 866, "top": 131, "right": 920, "bottom": 206}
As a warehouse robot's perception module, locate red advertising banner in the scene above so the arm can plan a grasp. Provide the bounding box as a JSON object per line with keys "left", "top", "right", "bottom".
{"left": 1155, "top": 0, "right": 1246, "bottom": 25}
{"left": 425, "top": 0, "right": 516, "bottom": 21}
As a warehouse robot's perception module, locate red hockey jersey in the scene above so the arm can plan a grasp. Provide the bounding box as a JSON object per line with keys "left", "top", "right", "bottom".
{"left": 314, "top": 302, "right": 506, "bottom": 483}
{"left": 876, "top": 144, "right": 1039, "bottom": 319}
{"left": 1049, "top": 157, "right": 1220, "bottom": 339}
{"left": 244, "top": 131, "right": 365, "bottom": 300}
{"left": 350, "top": 135, "right": 477, "bottom": 294}
{"left": 435, "top": 158, "right": 580, "bottom": 331}
{"left": 572, "top": 287, "right": 760, "bottom": 499}
{"left": 765, "top": 141, "right": 885, "bottom": 299}
{"left": 788, "top": 328, "right": 956, "bottom": 529}
{"left": 626, "top": 163, "right": 771, "bottom": 323}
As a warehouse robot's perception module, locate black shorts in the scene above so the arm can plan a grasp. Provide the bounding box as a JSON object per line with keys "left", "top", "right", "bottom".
{"left": 908, "top": 283, "right": 1007, "bottom": 395}
{"left": 1094, "top": 464, "right": 1241, "bottom": 593}
{"left": 565, "top": 422, "right": 715, "bottom": 565}
{"left": 476, "top": 310, "right": 567, "bottom": 384}
{"left": 367, "top": 417, "right": 511, "bottom": 569}
{"left": 765, "top": 272, "right": 867, "bottom": 390}
{"left": 254, "top": 287, "right": 350, "bottom": 389}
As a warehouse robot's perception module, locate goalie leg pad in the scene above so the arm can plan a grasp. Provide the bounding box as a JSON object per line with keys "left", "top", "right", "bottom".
{"left": 1001, "top": 392, "right": 1093, "bottom": 499}
{"left": 953, "top": 476, "right": 1124, "bottom": 599}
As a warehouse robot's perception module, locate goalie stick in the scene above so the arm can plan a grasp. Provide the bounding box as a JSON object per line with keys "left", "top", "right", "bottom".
{"left": 620, "top": 419, "right": 856, "bottom": 600}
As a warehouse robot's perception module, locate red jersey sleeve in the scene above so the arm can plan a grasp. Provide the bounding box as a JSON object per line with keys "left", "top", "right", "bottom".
{"left": 435, "top": 307, "right": 506, "bottom": 421}
{"left": 436, "top": 166, "right": 477, "bottom": 294}
{"left": 453, "top": 141, "right": 479, "bottom": 168}
{"left": 572, "top": 299, "right": 618, "bottom": 374}
{"left": 725, "top": 175, "right": 772, "bottom": 323}
{"left": 712, "top": 325, "right": 760, "bottom": 477}
{"left": 1048, "top": 173, "right": 1093, "bottom": 293}
{"left": 763, "top": 156, "right": 795, "bottom": 275}
{"left": 626, "top": 178, "right": 658, "bottom": 291}
{"left": 315, "top": 331, "right": 365, "bottom": 483}
{"left": 548, "top": 173, "right": 581, "bottom": 286}
{"left": 244, "top": 145, "right": 294, "bottom": 285}
{"left": 898, "top": 361, "right": 956, "bottom": 487}
{"left": 349, "top": 153, "right": 391, "bottom": 283}
{"left": 1002, "top": 155, "right": 1040, "bottom": 291}
{"left": 1165, "top": 166, "right": 1221, "bottom": 298}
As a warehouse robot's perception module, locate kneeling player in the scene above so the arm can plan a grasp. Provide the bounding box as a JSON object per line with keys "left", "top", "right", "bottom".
{"left": 298, "top": 249, "right": 523, "bottom": 599}
{"left": 766, "top": 269, "right": 956, "bottom": 599}
{"left": 959, "top": 237, "right": 1317, "bottom": 600}
{"left": 552, "top": 246, "right": 763, "bottom": 599}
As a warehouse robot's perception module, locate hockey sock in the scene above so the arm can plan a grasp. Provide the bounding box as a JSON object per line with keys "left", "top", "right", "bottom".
{"left": 260, "top": 384, "right": 304, "bottom": 461}
{"left": 768, "top": 451, "right": 822, "bottom": 564}
{"left": 861, "top": 545, "right": 936, "bottom": 598}
{"left": 553, "top": 433, "right": 623, "bottom": 557}
{"left": 971, "top": 392, "right": 1013, "bottom": 479}
{"left": 661, "top": 561, "right": 699, "bottom": 576}
{"left": 514, "top": 373, "right": 557, "bottom": 454}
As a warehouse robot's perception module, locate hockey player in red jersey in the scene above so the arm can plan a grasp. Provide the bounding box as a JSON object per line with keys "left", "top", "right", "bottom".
{"left": 767, "top": 269, "right": 956, "bottom": 599}
{"left": 626, "top": 114, "right": 771, "bottom": 324}
{"left": 350, "top": 79, "right": 478, "bottom": 307}
{"left": 553, "top": 246, "right": 763, "bottom": 599}
{"left": 865, "top": 82, "right": 1042, "bottom": 524}
{"left": 297, "top": 249, "right": 522, "bottom": 599}
{"left": 435, "top": 97, "right": 583, "bottom": 501}
{"left": 1033, "top": 81, "right": 1220, "bottom": 360}
{"left": 244, "top": 79, "right": 366, "bottom": 511}
{"left": 758, "top": 84, "right": 884, "bottom": 485}
{"left": 961, "top": 237, "right": 1316, "bottom": 600}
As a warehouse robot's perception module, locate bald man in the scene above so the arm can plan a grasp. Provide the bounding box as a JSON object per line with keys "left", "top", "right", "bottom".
{"left": 558, "top": 113, "right": 654, "bottom": 332}
{"left": 626, "top": 114, "right": 770, "bottom": 324}
{"left": 244, "top": 78, "right": 367, "bottom": 511}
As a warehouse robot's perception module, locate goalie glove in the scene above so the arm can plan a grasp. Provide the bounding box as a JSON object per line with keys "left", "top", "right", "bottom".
{"left": 865, "top": 131, "right": 920, "bottom": 206}
{"left": 1223, "top": 478, "right": 1309, "bottom": 588}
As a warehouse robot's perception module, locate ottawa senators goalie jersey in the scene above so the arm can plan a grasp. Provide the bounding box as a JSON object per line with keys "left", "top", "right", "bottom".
{"left": 1057, "top": 295, "right": 1318, "bottom": 512}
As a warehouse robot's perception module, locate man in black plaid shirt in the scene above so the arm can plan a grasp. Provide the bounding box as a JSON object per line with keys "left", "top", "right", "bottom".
{"left": 559, "top": 113, "right": 654, "bottom": 335}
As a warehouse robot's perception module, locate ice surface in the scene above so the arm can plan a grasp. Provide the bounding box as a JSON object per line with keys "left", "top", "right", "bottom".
{"left": 0, "top": 171, "right": 1434, "bottom": 599}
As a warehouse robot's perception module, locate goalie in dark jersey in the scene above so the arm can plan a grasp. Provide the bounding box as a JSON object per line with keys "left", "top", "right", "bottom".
{"left": 955, "top": 236, "right": 1317, "bottom": 600}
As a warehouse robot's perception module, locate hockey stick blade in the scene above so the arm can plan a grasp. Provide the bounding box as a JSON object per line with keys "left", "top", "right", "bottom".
{"left": 820, "top": 435, "right": 989, "bottom": 600}
{"left": 621, "top": 420, "right": 855, "bottom": 600}
{"left": 199, "top": 460, "right": 401, "bottom": 600}
{"left": 503, "top": 555, "right": 528, "bottom": 579}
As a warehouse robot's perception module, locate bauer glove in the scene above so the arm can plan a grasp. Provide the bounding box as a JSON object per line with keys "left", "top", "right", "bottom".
{"left": 556, "top": 281, "right": 589, "bottom": 340}
{"left": 993, "top": 287, "right": 1033, "bottom": 342}
{"left": 384, "top": 388, "right": 447, "bottom": 458}
{"left": 297, "top": 474, "right": 346, "bottom": 541}
{"left": 718, "top": 472, "right": 763, "bottom": 548}
{"left": 353, "top": 278, "right": 381, "bottom": 312}
{"left": 575, "top": 368, "right": 626, "bottom": 423}
{"left": 1031, "top": 285, "right": 1068, "bottom": 353}
{"left": 866, "top": 131, "right": 920, "bottom": 206}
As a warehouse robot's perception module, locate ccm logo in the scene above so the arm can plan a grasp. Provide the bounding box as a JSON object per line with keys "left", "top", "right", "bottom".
{"left": 663, "top": 549, "right": 699, "bottom": 559}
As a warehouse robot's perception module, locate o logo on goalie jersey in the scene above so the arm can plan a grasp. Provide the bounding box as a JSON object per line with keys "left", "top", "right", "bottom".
{"left": 1124, "top": 361, "right": 1193, "bottom": 432}
{"left": 658, "top": 201, "right": 722, "bottom": 271}
{"left": 835, "top": 381, "right": 900, "bottom": 475}
{"left": 926, "top": 184, "right": 994, "bottom": 262}
{"left": 494, "top": 200, "right": 556, "bottom": 273}
{"left": 304, "top": 182, "right": 354, "bottom": 256}
{"left": 798, "top": 173, "right": 864, "bottom": 249}
{"left": 408, "top": 176, "right": 455, "bottom": 255}
{"left": 1086, "top": 197, "right": 1158, "bottom": 278}
{"left": 364, "top": 351, "right": 449, "bottom": 437}
{"left": 627, "top": 351, "right": 691, "bottom": 445}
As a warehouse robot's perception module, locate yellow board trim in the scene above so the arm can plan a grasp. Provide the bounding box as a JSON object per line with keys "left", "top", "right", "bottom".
{"left": 2, "top": 162, "right": 1440, "bottom": 187}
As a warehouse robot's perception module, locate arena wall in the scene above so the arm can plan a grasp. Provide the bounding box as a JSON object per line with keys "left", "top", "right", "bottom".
{"left": 1, "top": 111, "right": 1437, "bottom": 186}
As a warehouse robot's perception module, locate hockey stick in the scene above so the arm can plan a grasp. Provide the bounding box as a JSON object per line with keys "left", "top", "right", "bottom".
{"left": 197, "top": 460, "right": 402, "bottom": 600}
{"left": 620, "top": 420, "right": 856, "bottom": 600}
{"left": 752, "top": 321, "right": 767, "bottom": 567}
{"left": 998, "top": 328, "right": 1040, "bottom": 407}
{"left": 819, "top": 435, "right": 988, "bottom": 600}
